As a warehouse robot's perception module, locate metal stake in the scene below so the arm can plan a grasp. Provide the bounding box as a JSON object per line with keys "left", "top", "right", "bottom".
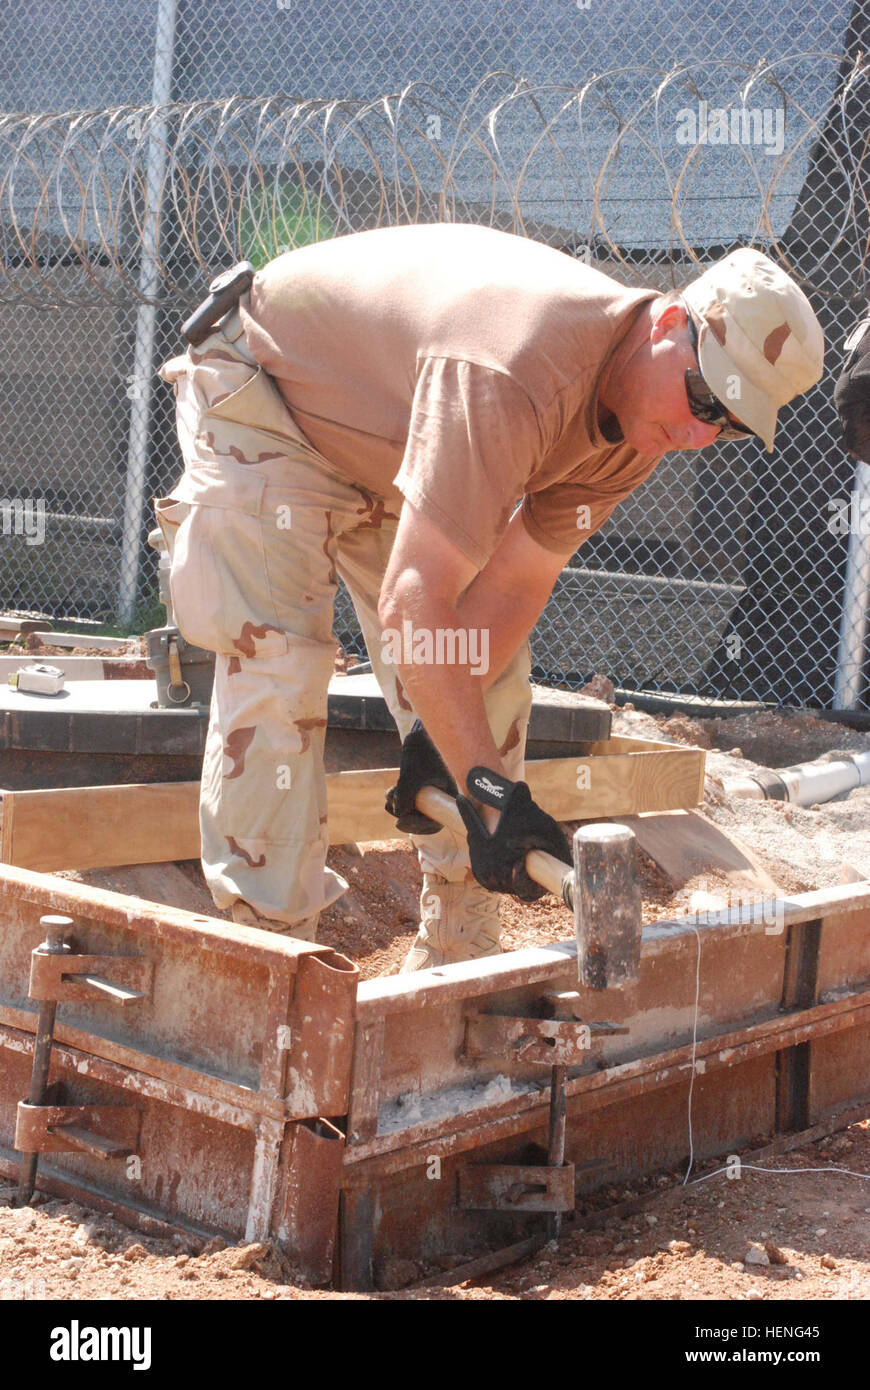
{"left": 546, "top": 1065, "right": 568, "bottom": 1242}
{"left": 16, "top": 915, "right": 73, "bottom": 1205}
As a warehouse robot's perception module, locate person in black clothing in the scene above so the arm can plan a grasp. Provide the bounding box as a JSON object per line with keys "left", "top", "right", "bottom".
{"left": 835, "top": 316, "right": 870, "bottom": 461}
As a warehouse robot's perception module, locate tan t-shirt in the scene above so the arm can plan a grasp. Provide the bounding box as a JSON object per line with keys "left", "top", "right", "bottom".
{"left": 240, "top": 223, "right": 664, "bottom": 568}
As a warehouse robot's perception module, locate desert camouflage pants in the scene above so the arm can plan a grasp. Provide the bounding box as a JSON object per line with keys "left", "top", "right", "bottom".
{"left": 156, "top": 311, "right": 532, "bottom": 928}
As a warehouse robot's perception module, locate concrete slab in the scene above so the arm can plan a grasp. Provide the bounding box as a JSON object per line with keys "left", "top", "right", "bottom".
{"left": 330, "top": 672, "right": 612, "bottom": 744}
{"left": 0, "top": 679, "right": 158, "bottom": 713}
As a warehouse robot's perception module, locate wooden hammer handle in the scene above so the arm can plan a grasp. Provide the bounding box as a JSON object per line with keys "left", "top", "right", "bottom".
{"left": 415, "top": 785, "right": 574, "bottom": 906}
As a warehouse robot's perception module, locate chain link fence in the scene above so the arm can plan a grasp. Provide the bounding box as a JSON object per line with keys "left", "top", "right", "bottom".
{"left": 0, "top": 1, "right": 868, "bottom": 708}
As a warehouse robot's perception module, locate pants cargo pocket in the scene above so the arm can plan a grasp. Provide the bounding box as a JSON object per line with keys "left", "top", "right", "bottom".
{"left": 158, "top": 463, "right": 288, "bottom": 660}
{"left": 154, "top": 496, "right": 189, "bottom": 561}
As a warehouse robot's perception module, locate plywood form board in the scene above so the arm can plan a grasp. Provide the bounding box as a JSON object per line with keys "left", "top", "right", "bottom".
{"left": 0, "top": 736, "right": 706, "bottom": 872}
{"left": 612, "top": 808, "right": 782, "bottom": 895}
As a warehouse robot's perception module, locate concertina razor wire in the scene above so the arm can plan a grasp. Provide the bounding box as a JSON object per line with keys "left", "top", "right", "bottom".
{"left": 0, "top": 57, "right": 868, "bottom": 707}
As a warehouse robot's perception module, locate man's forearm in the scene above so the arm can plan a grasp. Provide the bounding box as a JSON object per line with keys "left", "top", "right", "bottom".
{"left": 450, "top": 510, "right": 570, "bottom": 691}
{"left": 451, "top": 570, "right": 542, "bottom": 693}
{"left": 384, "top": 590, "right": 507, "bottom": 788}
{"left": 377, "top": 503, "right": 570, "bottom": 816}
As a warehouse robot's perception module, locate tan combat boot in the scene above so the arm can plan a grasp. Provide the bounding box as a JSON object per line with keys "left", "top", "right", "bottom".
{"left": 231, "top": 900, "right": 319, "bottom": 941}
{"left": 400, "top": 872, "right": 501, "bottom": 972}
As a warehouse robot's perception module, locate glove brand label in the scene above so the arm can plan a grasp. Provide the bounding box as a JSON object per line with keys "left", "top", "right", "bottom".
{"left": 467, "top": 766, "right": 513, "bottom": 806}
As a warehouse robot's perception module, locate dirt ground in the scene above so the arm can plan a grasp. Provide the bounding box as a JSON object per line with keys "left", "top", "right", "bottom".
{"left": 6, "top": 692, "right": 870, "bottom": 1301}
{"left": 2, "top": 1123, "right": 868, "bottom": 1301}
{"left": 14, "top": 633, "right": 146, "bottom": 660}
{"left": 1, "top": 632, "right": 151, "bottom": 679}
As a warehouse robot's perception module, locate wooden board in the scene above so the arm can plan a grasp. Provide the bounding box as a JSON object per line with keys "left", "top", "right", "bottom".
{"left": 839, "top": 859, "right": 870, "bottom": 885}
{"left": 0, "top": 783, "right": 202, "bottom": 872}
{"left": 528, "top": 748, "right": 705, "bottom": 822}
{"left": 0, "top": 738, "right": 706, "bottom": 872}
{"left": 612, "top": 808, "right": 782, "bottom": 896}
{"left": 0, "top": 617, "right": 45, "bottom": 637}
{"left": 31, "top": 631, "right": 129, "bottom": 651}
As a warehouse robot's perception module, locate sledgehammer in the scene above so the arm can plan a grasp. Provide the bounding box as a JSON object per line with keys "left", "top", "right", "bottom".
{"left": 415, "top": 786, "right": 643, "bottom": 990}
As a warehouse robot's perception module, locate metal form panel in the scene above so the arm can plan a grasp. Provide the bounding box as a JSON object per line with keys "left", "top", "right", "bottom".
{"left": 2, "top": 859, "right": 870, "bottom": 1290}
{"left": 0, "top": 865, "right": 357, "bottom": 1282}
{"left": 458, "top": 1163, "right": 575, "bottom": 1212}
{"left": 341, "top": 885, "right": 870, "bottom": 1287}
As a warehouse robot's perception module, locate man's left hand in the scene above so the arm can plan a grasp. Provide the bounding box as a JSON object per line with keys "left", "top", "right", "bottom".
{"left": 385, "top": 720, "right": 459, "bottom": 834}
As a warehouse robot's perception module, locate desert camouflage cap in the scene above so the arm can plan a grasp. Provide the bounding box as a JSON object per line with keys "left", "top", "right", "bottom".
{"left": 682, "top": 248, "right": 825, "bottom": 452}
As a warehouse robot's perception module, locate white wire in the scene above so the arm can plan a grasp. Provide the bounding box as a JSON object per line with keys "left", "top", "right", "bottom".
{"left": 680, "top": 920, "right": 869, "bottom": 1188}
{"left": 689, "top": 1162, "right": 870, "bottom": 1185}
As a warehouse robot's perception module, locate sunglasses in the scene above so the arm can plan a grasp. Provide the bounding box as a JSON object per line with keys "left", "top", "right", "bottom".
{"left": 684, "top": 310, "right": 755, "bottom": 441}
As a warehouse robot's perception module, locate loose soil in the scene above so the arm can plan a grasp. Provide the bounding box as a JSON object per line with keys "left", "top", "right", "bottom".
{"left": 12, "top": 634, "right": 146, "bottom": 660}
{"left": 0, "top": 633, "right": 151, "bottom": 678}
{"left": 2, "top": 1123, "right": 868, "bottom": 1300}
{"left": 7, "top": 692, "right": 870, "bottom": 1300}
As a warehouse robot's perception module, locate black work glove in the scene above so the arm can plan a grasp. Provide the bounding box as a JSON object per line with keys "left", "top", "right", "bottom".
{"left": 456, "top": 766, "right": 571, "bottom": 902}
{"left": 385, "top": 719, "right": 459, "bottom": 834}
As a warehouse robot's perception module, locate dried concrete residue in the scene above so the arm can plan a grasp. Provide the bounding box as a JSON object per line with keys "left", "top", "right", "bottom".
{"left": 283, "top": 1071, "right": 318, "bottom": 1117}
{"left": 379, "top": 1072, "right": 543, "bottom": 1136}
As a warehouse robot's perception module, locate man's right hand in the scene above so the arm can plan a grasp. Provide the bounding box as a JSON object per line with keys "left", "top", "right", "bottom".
{"left": 456, "top": 767, "right": 571, "bottom": 901}
{"left": 385, "top": 719, "right": 459, "bottom": 834}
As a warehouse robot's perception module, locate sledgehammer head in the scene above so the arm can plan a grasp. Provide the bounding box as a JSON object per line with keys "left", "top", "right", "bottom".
{"left": 573, "top": 823, "right": 642, "bottom": 990}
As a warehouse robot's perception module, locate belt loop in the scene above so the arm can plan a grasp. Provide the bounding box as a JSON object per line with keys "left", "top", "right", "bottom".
{"left": 219, "top": 308, "right": 258, "bottom": 365}
{"left": 219, "top": 308, "right": 245, "bottom": 344}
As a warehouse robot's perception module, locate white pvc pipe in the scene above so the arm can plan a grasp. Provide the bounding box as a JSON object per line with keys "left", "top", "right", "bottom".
{"left": 725, "top": 750, "right": 870, "bottom": 808}
{"left": 834, "top": 459, "right": 870, "bottom": 711}
{"left": 720, "top": 774, "right": 767, "bottom": 800}
{"left": 117, "top": 0, "right": 178, "bottom": 626}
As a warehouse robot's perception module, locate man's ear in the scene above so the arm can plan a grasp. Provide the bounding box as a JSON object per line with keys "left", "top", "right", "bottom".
{"left": 650, "top": 296, "right": 688, "bottom": 344}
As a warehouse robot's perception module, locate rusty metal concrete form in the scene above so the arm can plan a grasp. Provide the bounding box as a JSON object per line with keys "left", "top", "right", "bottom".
{"left": 339, "top": 881, "right": 870, "bottom": 1288}
{"left": 0, "top": 865, "right": 356, "bottom": 1282}
{"left": 2, "top": 864, "right": 870, "bottom": 1289}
